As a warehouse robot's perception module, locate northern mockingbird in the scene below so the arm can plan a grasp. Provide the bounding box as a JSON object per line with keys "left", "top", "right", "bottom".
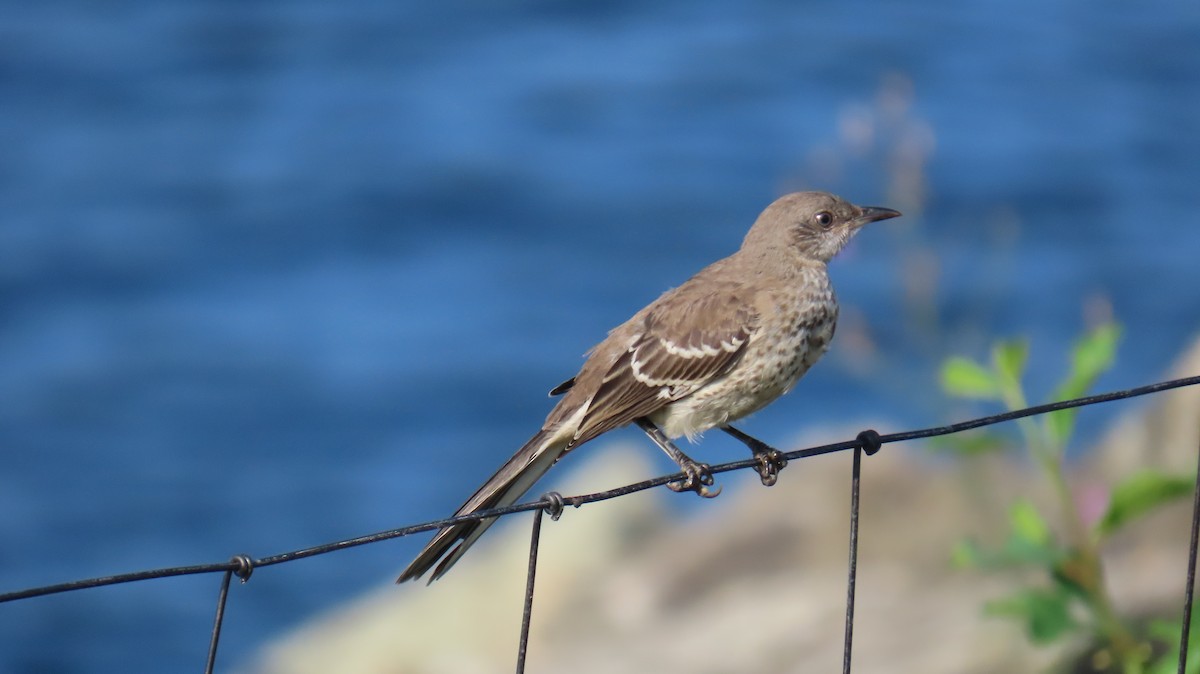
{"left": 398, "top": 191, "right": 900, "bottom": 583}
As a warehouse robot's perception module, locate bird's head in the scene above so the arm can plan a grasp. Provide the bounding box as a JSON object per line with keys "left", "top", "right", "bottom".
{"left": 742, "top": 191, "right": 901, "bottom": 264}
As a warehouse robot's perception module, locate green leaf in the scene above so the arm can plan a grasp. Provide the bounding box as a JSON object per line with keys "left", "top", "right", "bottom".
{"left": 1147, "top": 618, "right": 1182, "bottom": 643}
{"left": 955, "top": 503, "right": 1061, "bottom": 571}
{"left": 960, "top": 501, "right": 1065, "bottom": 568}
{"left": 950, "top": 539, "right": 981, "bottom": 569}
{"left": 949, "top": 537, "right": 1011, "bottom": 570}
{"left": 1068, "top": 323, "right": 1122, "bottom": 395}
{"left": 991, "top": 339, "right": 1029, "bottom": 389}
{"left": 996, "top": 500, "right": 1062, "bottom": 569}
{"left": 984, "top": 587, "right": 1078, "bottom": 644}
{"left": 1147, "top": 618, "right": 1200, "bottom": 674}
{"left": 941, "top": 357, "right": 1000, "bottom": 400}
{"left": 1094, "top": 469, "right": 1195, "bottom": 539}
{"left": 1009, "top": 499, "right": 1051, "bottom": 546}
{"left": 991, "top": 340, "right": 1030, "bottom": 412}
{"left": 1044, "top": 410, "right": 1074, "bottom": 452}
{"left": 1046, "top": 324, "right": 1122, "bottom": 446}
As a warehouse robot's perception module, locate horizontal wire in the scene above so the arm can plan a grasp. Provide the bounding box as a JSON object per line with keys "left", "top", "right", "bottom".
{"left": 2, "top": 373, "right": 1198, "bottom": 605}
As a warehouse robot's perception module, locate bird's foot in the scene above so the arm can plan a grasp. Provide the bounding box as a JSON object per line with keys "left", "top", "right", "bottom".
{"left": 668, "top": 459, "right": 721, "bottom": 498}
{"left": 635, "top": 417, "right": 723, "bottom": 498}
{"left": 721, "top": 425, "right": 787, "bottom": 487}
{"left": 751, "top": 446, "right": 787, "bottom": 487}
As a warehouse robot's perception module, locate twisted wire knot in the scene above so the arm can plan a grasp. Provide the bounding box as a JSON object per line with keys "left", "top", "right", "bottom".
{"left": 230, "top": 554, "right": 254, "bottom": 583}
{"left": 541, "top": 492, "right": 565, "bottom": 521}
{"left": 856, "top": 429, "right": 882, "bottom": 456}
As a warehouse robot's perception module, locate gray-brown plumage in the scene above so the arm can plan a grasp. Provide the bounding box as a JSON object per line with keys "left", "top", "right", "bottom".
{"left": 397, "top": 191, "right": 900, "bottom": 583}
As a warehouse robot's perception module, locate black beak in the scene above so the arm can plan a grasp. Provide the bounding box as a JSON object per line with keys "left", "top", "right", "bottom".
{"left": 853, "top": 206, "right": 902, "bottom": 227}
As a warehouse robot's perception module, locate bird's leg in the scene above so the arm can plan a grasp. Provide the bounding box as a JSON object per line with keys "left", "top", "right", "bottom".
{"left": 721, "top": 425, "right": 788, "bottom": 487}
{"left": 634, "top": 418, "right": 720, "bottom": 498}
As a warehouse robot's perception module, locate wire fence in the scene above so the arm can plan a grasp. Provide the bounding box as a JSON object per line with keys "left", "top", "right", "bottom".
{"left": 3, "top": 374, "right": 1200, "bottom": 674}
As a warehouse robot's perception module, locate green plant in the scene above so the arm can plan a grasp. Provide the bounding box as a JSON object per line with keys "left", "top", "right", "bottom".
{"left": 940, "top": 322, "right": 1196, "bottom": 673}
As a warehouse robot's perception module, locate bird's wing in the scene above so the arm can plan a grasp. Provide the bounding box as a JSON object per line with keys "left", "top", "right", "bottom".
{"left": 567, "top": 282, "right": 758, "bottom": 446}
{"left": 548, "top": 377, "right": 575, "bottom": 396}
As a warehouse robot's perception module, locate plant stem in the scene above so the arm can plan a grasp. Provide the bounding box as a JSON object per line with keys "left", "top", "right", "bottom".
{"left": 1034, "top": 419, "right": 1142, "bottom": 670}
{"left": 1003, "top": 381, "right": 1142, "bottom": 669}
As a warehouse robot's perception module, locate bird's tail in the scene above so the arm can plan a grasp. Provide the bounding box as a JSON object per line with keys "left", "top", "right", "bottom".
{"left": 396, "top": 429, "right": 567, "bottom": 583}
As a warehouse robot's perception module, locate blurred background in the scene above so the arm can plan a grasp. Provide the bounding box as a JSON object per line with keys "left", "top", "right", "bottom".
{"left": 1, "top": 0, "right": 1198, "bottom": 671}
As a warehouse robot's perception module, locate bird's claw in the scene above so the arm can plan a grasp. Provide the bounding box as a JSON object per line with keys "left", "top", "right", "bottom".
{"left": 720, "top": 425, "right": 788, "bottom": 487}
{"left": 668, "top": 461, "right": 721, "bottom": 498}
{"left": 754, "top": 448, "right": 788, "bottom": 487}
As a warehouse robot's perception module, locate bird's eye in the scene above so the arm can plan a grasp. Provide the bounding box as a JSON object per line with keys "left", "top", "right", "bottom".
{"left": 815, "top": 211, "right": 833, "bottom": 227}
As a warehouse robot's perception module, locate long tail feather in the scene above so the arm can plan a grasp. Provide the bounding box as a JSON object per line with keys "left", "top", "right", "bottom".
{"left": 396, "top": 429, "right": 566, "bottom": 583}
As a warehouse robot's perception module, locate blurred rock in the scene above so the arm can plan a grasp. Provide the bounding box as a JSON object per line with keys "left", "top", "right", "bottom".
{"left": 1092, "top": 336, "right": 1200, "bottom": 476}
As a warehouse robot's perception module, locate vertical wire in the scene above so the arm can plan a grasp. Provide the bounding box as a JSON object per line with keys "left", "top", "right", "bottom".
{"left": 843, "top": 444, "right": 864, "bottom": 674}
{"left": 204, "top": 569, "right": 235, "bottom": 674}
{"left": 516, "top": 508, "right": 545, "bottom": 674}
{"left": 1177, "top": 432, "right": 1200, "bottom": 674}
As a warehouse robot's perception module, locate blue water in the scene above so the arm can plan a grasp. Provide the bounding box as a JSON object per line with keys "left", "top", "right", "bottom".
{"left": 2, "top": 0, "right": 1198, "bottom": 671}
